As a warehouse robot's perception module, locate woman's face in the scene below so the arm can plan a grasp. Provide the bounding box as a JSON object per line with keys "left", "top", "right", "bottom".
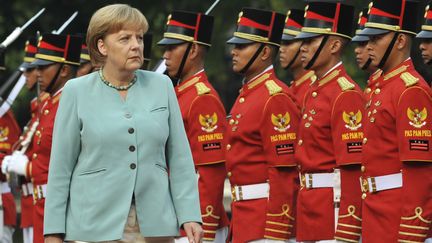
{"left": 98, "top": 28, "right": 144, "bottom": 72}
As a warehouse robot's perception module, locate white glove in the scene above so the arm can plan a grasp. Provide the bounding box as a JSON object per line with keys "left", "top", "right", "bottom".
{"left": 1, "top": 155, "right": 12, "bottom": 174}
{"left": 8, "top": 153, "right": 29, "bottom": 176}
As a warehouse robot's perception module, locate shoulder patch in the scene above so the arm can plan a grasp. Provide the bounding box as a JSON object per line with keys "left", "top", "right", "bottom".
{"left": 265, "top": 80, "right": 283, "bottom": 96}
{"left": 400, "top": 72, "right": 419, "bottom": 87}
{"left": 195, "top": 82, "right": 211, "bottom": 95}
{"left": 337, "top": 77, "right": 355, "bottom": 91}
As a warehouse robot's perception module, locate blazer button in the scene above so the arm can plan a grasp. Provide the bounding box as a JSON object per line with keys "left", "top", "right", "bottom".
{"left": 129, "top": 145, "right": 136, "bottom": 152}
{"left": 125, "top": 113, "right": 132, "bottom": 119}
{"left": 130, "top": 163, "right": 136, "bottom": 170}
{"left": 128, "top": 128, "right": 135, "bottom": 134}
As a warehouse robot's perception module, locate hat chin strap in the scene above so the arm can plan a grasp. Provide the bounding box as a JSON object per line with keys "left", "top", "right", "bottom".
{"left": 377, "top": 33, "right": 399, "bottom": 69}
{"left": 174, "top": 42, "right": 192, "bottom": 80}
{"left": 305, "top": 35, "right": 329, "bottom": 70}
{"left": 45, "top": 63, "right": 63, "bottom": 94}
{"left": 361, "top": 58, "right": 372, "bottom": 70}
{"left": 239, "top": 43, "right": 265, "bottom": 74}
{"left": 283, "top": 47, "right": 301, "bottom": 70}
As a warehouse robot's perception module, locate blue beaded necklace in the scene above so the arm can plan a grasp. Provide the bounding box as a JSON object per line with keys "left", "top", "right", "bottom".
{"left": 99, "top": 68, "right": 137, "bottom": 91}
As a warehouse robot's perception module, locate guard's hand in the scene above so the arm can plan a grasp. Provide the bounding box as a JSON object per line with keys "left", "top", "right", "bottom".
{"left": 1, "top": 155, "right": 11, "bottom": 174}
{"left": 183, "top": 222, "right": 203, "bottom": 243}
{"left": 8, "top": 153, "right": 28, "bottom": 176}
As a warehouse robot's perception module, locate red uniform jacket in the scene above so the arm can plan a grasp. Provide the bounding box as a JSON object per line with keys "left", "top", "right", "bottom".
{"left": 18, "top": 93, "right": 49, "bottom": 228}
{"left": 289, "top": 70, "right": 315, "bottom": 106}
{"left": 361, "top": 59, "right": 432, "bottom": 243}
{"left": 27, "top": 91, "right": 62, "bottom": 243}
{"left": 0, "top": 110, "right": 20, "bottom": 227}
{"left": 294, "top": 63, "right": 365, "bottom": 241}
{"left": 175, "top": 70, "right": 229, "bottom": 241}
{"left": 225, "top": 68, "right": 300, "bottom": 242}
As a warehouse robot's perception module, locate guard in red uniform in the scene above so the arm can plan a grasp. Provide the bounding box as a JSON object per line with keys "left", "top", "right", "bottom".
{"left": 12, "top": 36, "right": 48, "bottom": 243}
{"left": 352, "top": 9, "right": 382, "bottom": 97}
{"left": 416, "top": 5, "right": 432, "bottom": 242}
{"left": 4, "top": 33, "right": 82, "bottom": 243}
{"left": 226, "top": 8, "right": 299, "bottom": 242}
{"left": 293, "top": 1, "right": 364, "bottom": 242}
{"left": 353, "top": 9, "right": 381, "bottom": 79}
{"left": 279, "top": 8, "right": 315, "bottom": 106}
{"left": 0, "top": 110, "right": 20, "bottom": 243}
{"left": 359, "top": 0, "right": 432, "bottom": 242}
{"left": 158, "top": 11, "right": 229, "bottom": 242}
{"left": 417, "top": 2, "right": 432, "bottom": 66}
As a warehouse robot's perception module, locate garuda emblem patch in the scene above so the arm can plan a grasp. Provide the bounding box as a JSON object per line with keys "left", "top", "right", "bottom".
{"left": 272, "top": 112, "right": 291, "bottom": 132}
{"left": 407, "top": 107, "right": 427, "bottom": 128}
{"left": 343, "top": 110, "right": 362, "bottom": 131}
{"left": 199, "top": 113, "right": 218, "bottom": 133}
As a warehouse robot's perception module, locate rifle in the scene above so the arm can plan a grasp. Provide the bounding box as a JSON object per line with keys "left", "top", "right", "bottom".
{"left": 153, "top": 0, "right": 221, "bottom": 74}
{"left": 0, "top": 8, "right": 45, "bottom": 72}
{"left": 0, "top": 11, "right": 79, "bottom": 109}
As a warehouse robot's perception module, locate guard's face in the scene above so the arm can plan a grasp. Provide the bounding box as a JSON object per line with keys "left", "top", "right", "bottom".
{"left": 366, "top": 32, "right": 395, "bottom": 67}
{"left": 300, "top": 36, "right": 325, "bottom": 69}
{"left": 419, "top": 39, "right": 432, "bottom": 64}
{"left": 279, "top": 40, "right": 302, "bottom": 69}
{"left": 24, "top": 67, "right": 38, "bottom": 90}
{"left": 230, "top": 42, "right": 261, "bottom": 73}
{"left": 98, "top": 28, "right": 144, "bottom": 72}
{"left": 354, "top": 41, "right": 370, "bottom": 68}
{"left": 36, "top": 63, "right": 61, "bottom": 92}
{"left": 162, "top": 43, "right": 189, "bottom": 78}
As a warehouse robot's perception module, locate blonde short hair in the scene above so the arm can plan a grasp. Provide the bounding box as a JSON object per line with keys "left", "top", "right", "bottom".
{"left": 86, "top": 4, "right": 149, "bottom": 66}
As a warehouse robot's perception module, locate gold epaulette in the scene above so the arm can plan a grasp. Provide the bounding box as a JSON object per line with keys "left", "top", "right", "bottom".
{"left": 195, "top": 82, "right": 211, "bottom": 95}
{"left": 265, "top": 80, "right": 283, "bottom": 95}
{"left": 337, "top": 77, "right": 355, "bottom": 91}
{"left": 400, "top": 72, "right": 419, "bottom": 87}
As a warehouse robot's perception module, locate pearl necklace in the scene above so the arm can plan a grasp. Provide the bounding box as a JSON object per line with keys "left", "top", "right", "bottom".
{"left": 99, "top": 68, "right": 137, "bottom": 91}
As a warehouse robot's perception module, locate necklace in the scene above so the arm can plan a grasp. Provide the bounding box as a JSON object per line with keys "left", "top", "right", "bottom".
{"left": 99, "top": 68, "right": 137, "bottom": 91}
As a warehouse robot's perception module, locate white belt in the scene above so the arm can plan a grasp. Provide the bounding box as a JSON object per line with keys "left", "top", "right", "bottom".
{"left": 231, "top": 182, "right": 269, "bottom": 201}
{"left": 33, "top": 184, "right": 47, "bottom": 200}
{"left": 21, "top": 183, "right": 33, "bottom": 197}
{"left": 0, "top": 182, "right": 10, "bottom": 194}
{"left": 300, "top": 169, "right": 341, "bottom": 205}
{"left": 361, "top": 172, "right": 402, "bottom": 193}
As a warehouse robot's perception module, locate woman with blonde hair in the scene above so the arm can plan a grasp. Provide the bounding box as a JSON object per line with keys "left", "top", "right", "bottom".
{"left": 43, "top": 4, "right": 203, "bottom": 243}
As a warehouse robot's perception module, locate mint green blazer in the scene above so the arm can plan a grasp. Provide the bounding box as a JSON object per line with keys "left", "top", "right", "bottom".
{"left": 44, "top": 70, "right": 201, "bottom": 241}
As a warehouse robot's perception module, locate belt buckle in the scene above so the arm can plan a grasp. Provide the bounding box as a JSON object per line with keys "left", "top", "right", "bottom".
{"left": 300, "top": 173, "right": 306, "bottom": 189}
{"left": 231, "top": 186, "right": 237, "bottom": 202}
{"left": 369, "top": 177, "right": 377, "bottom": 193}
{"left": 305, "top": 173, "right": 313, "bottom": 189}
{"left": 33, "top": 187, "right": 38, "bottom": 204}
{"left": 361, "top": 177, "right": 369, "bottom": 193}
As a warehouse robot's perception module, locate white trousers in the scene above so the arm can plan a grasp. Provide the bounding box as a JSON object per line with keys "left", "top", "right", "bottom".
{"left": 22, "top": 227, "right": 33, "bottom": 243}
{"left": 0, "top": 226, "right": 14, "bottom": 243}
